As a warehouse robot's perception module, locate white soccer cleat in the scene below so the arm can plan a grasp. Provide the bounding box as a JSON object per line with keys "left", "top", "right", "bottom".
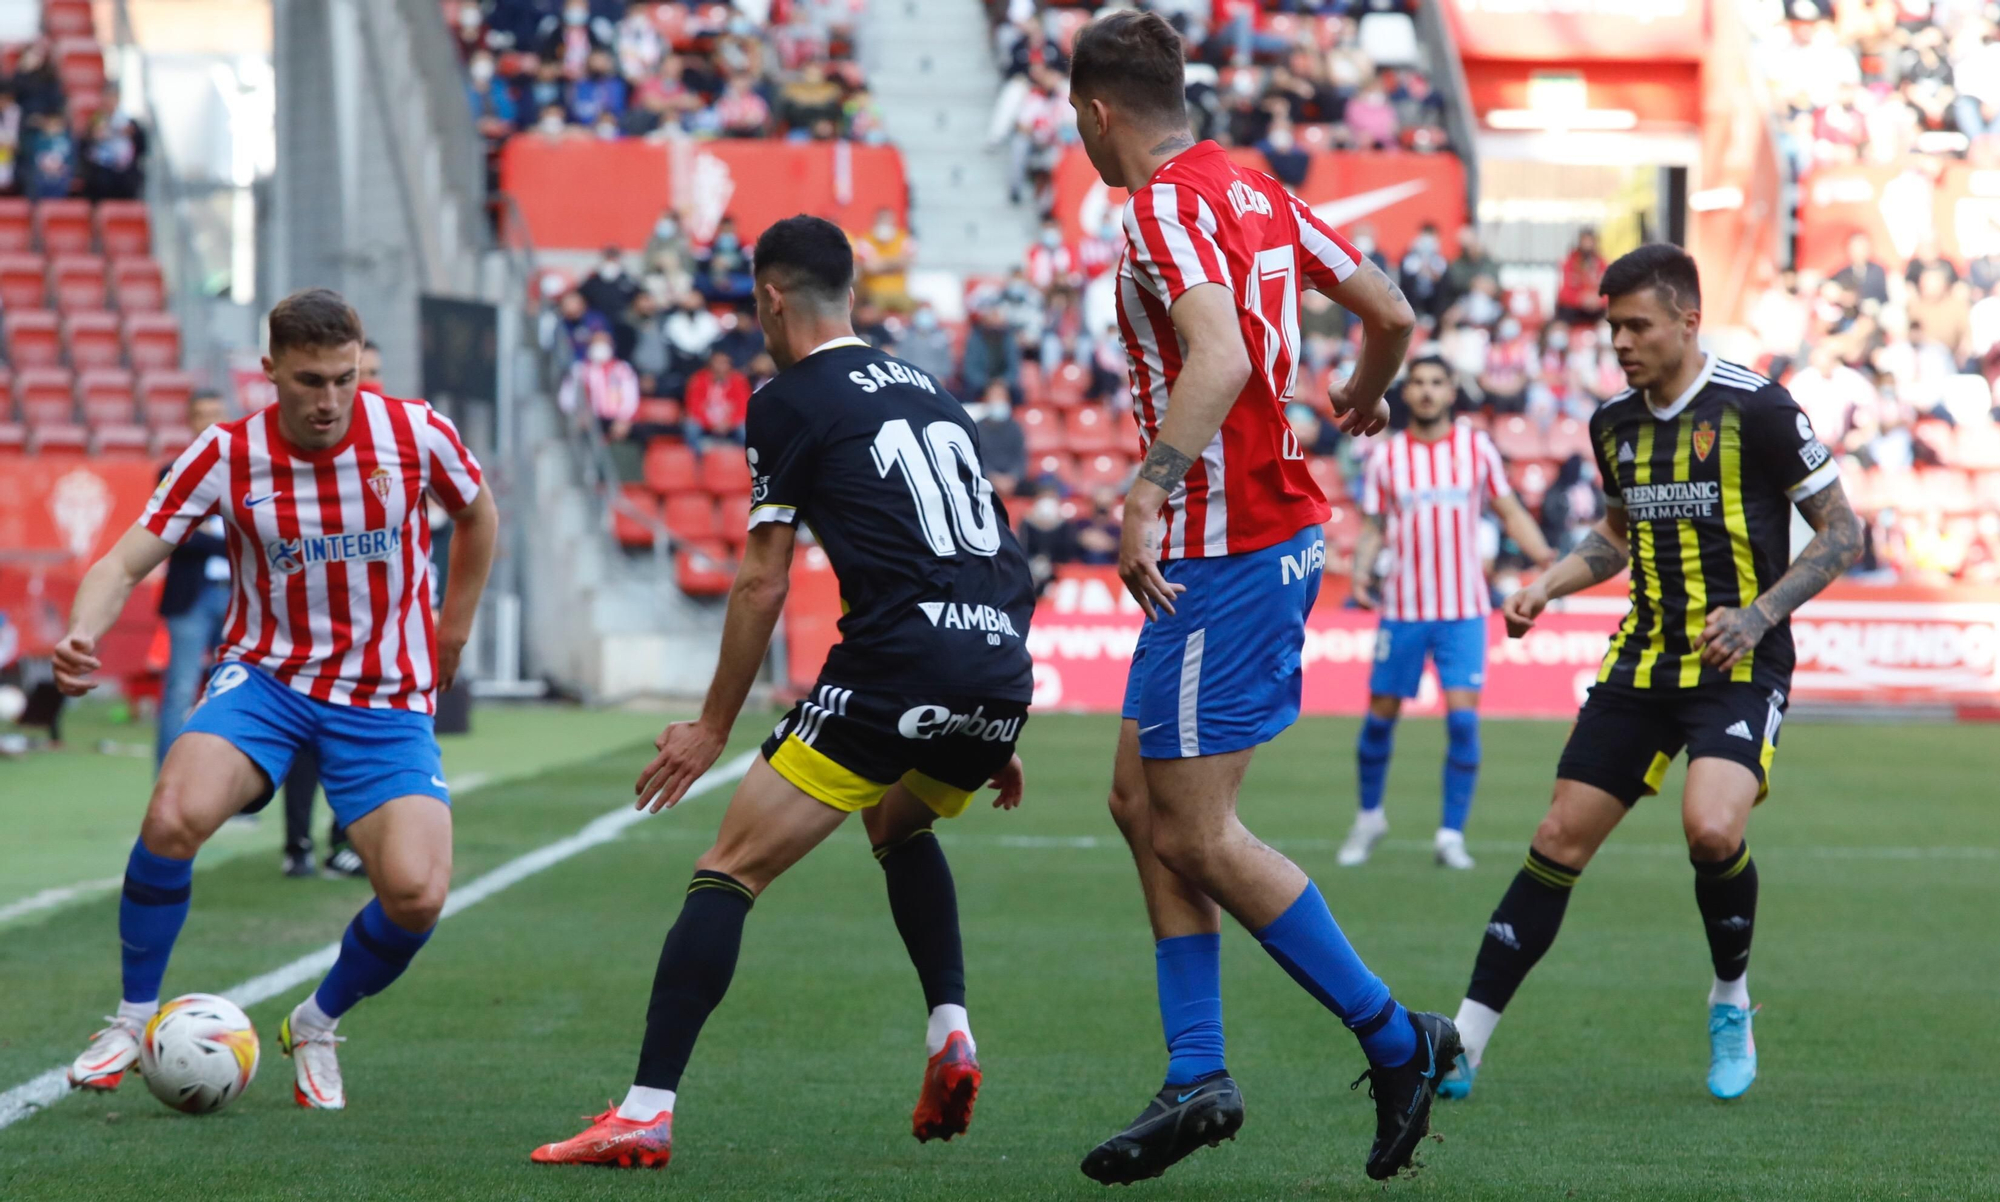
{"left": 68, "top": 1015, "right": 144, "bottom": 1091}
{"left": 279, "top": 1011, "right": 346, "bottom": 1110}
{"left": 1435, "top": 829, "right": 1476, "bottom": 870}
{"left": 1337, "top": 809, "right": 1389, "bottom": 867}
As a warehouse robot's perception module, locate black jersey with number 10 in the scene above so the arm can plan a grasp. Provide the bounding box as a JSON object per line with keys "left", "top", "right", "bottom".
{"left": 746, "top": 340, "right": 1037, "bottom": 702}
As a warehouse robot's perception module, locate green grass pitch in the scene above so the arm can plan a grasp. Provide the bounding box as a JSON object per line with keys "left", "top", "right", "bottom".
{"left": 0, "top": 711, "right": 1994, "bottom": 1200}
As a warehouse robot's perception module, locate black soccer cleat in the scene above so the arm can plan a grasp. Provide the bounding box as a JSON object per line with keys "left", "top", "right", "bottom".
{"left": 1080, "top": 1073, "right": 1244, "bottom": 1186}
{"left": 282, "top": 851, "right": 316, "bottom": 879}
{"left": 1353, "top": 1011, "right": 1461, "bottom": 1181}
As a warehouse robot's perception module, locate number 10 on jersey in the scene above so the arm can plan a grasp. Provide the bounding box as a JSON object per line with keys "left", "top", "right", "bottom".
{"left": 871, "top": 418, "right": 1002, "bottom": 557}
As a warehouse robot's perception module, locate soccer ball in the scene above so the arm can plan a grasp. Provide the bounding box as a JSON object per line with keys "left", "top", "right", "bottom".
{"left": 138, "top": 993, "right": 260, "bottom": 1114}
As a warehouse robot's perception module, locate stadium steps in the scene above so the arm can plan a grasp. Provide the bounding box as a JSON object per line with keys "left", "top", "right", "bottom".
{"left": 862, "top": 0, "right": 1038, "bottom": 277}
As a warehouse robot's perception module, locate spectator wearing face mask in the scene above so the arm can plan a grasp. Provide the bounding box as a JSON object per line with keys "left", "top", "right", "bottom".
{"left": 1554, "top": 228, "right": 1607, "bottom": 326}
{"left": 970, "top": 379, "right": 1027, "bottom": 497}
{"left": 1258, "top": 121, "right": 1309, "bottom": 189}
{"left": 626, "top": 290, "right": 673, "bottom": 396}
{"left": 580, "top": 245, "right": 640, "bottom": 325}
{"left": 569, "top": 50, "right": 627, "bottom": 126}
{"left": 644, "top": 210, "right": 695, "bottom": 292}
{"left": 1016, "top": 479, "right": 1083, "bottom": 596}
{"left": 1443, "top": 225, "right": 1496, "bottom": 315}
{"left": 1480, "top": 317, "right": 1535, "bottom": 413}
{"left": 664, "top": 290, "right": 721, "bottom": 379}
{"left": 1347, "top": 222, "right": 1390, "bottom": 274}
{"left": 853, "top": 207, "right": 916, "bottom": 310}
{"left": 533, "top": 102, "right": 576, "bottom": 141}
{"left": 891, "top": 304, "right": 956, "bottom": 386}
{"left": 555, "top": 290, "right": 610, "bottom": 363}
{"left": 1075, "top": 487, "right": 1123, "bottom": 566}
{"left": 696, "top": 217, "right": 754, "bottom": 303}
{"left": 539, "top": 0, "right": 614, "bottom": 75}
{"left": 684, "top": 348, "right": 751, "bottom": 447}
{"left": 559, "top": 330, "right": 640, "bottom": 441}
{"left": 1399, "top": 222, "right": 1449, "bottom": 322}
{"left": 467, "top": 51, "right": 518, "bottom": 140}
{"left": 1025, "top": 220, "right": 1075, "bottom": 292}
{"left": 1285, "top": 403, "right": 1343, "bottom": 457}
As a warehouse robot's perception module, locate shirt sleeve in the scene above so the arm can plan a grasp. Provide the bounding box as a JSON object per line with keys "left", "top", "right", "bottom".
{"left": 745, "top": 384, "right": 818, "bottom": 529}
{"left": 1286, "top": 193, "right": 1363, "bottom": 292}
{"left": 1359, "top": 444, "right": 1388, "bottom": 517}
{"left": 1475, "top": 430, "right": 1513, "bottom": 501}
{"left": 1590, "top": 408, "right": 1624, "bottom": 510}
{"left": 419, "top": 406, "right": 485, "bottom": 513}
{"left": 140, "top": 426, "right": 228, "bottom": 544}
{"left": 1742, "top": 385, "right": 1841, "bottom": 504}
{"left": 1122, "top": 182, "right": 1233, "bottom": 304}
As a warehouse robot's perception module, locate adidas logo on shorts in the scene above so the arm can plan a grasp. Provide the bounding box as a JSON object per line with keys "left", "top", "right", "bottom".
{"left": 1724, "top": 720, "right": 1754, "bottom": 741}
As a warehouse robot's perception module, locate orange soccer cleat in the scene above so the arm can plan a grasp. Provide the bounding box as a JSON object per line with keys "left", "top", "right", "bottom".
{"left": 531, "top": 1106, "right": 673, "bottom": 1168}
{"left": 911, "top": 1030, "right": 981, "bottom": 1143}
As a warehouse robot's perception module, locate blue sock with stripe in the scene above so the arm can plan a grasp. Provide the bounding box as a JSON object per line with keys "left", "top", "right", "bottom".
{"left": 119, "top": 839, "right": 194, "bottom": 1004}
{"left": 1442, "top": 709, "right": 1480, "bottom": 833}
{"left": 1356, "top": 713, "right": 1396, "bottom": 812}
{"left": 1255, "top": 882, "right": 1415, "bottom": 1067}
{"left": 313, "top": 899, "right": 433, "bottom": 1019}
{"left": 1156, "top": 933, "right": 1226, "bottom": 1087}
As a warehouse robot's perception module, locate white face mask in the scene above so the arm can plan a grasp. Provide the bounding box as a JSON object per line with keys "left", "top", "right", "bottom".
{"left": 1498, "top": 319, "right": 1521, "bottom": 340}
{"left": 1031, "top": 497, "right": 1061, "bottom": 523}
{"left": 588, "top": 342, "right": 613, "bottom": 362}
{"left": 1041, "top": 229, "right": 1061, "bottom": 247}
{"left": 874, "top": 221, "right": 896, "bottom": 240}
{"left": 470, "top": 59, "right": 494, "bottom": 85}
{"left": 655, "top": 217, "right": 678, "bottom": 238}
{"left": 598, "top": 262, "right": 621, "bottom": 279}
{"left": 540, "top": 114, "right": 566, "bottom": 135}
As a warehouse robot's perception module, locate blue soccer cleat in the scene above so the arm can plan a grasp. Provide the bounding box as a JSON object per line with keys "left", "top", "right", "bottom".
{"left": 1707, "top": 1003, "right": 1757, "bottom": 1099}
{"left": 1436, "top": 1051, "right": 1475, "bottom": 1100}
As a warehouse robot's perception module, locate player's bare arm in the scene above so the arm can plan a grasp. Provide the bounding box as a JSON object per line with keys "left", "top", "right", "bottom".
{"left": 53, "top": 526, "right": 178, "bottom": 695}
{"left": 434, "top": 486, "right": 500, "bottom": 692}
{"left": 638, "top": 521, "right": 797, "bottom": 811}
{"left": 1490, "top": 492, "right": 1557, "bottom": 567}
{"left": 1322, "top": 260, "right": 1416, "bottom": 436}
{"left": 1501, "top": 510, "right": 1629, "bottom": 638}
{"left": 1350, "top": 512, "right": 1386, "bottom": 609}
{"left": 1117, "top": 281, "right": 1249, "bottom": 620}
{"left": 1696, "top": 478, "right": 1862, "bottom": 671}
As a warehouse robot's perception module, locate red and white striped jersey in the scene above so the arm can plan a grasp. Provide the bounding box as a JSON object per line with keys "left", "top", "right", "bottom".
{"left": 1359, "top": 421, "right": 1511, "bottom": 621}
{"left": 139, "top": 389, "right": 484, "bottom": 712}
{"left": 1116, "top": 140, "right": 1351, "bottom": 559}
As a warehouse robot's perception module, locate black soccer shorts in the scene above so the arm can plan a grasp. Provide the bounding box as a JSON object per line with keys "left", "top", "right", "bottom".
{"left": 1555, "top": 681, "right": 1788, "bottom": 806}
{"left": 759, "top": 681, "right": 1028, "bottom": 818}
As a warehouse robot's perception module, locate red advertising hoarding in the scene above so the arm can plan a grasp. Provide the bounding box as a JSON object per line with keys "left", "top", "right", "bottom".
{"left": 0, "top": 454, "right": 165, "bottom": 669}
{"left": 784, "top": 557, "right": 2000, "bottom": 720}
{"left": 1796, "top": 160, "right": 2000, "bottom": 279}
{"left": 1444, "top": 0, "right": 1709, "bottom": 63}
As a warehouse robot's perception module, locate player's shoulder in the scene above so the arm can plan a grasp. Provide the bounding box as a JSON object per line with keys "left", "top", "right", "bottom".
{"left": 1589, "top": 388, "right": 1642, "bottom": 431}
{"left": 1704, "top": 358, "right": 1782, "bottom": 401}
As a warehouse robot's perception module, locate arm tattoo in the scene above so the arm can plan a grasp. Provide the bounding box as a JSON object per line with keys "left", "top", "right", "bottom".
{"left": 1751, "top": 484, "right": 1863, "bottom": 625}
{"left": 1136, "top": 440, "right": 1196, "bottom": 493}
{"left": 1359, "top": 259, "right": 1409, "bottom": 311}
{"left": 1147, "top": 133, "right": 1195, "bottom": 156}
{"left": 1574, "top": 529, "right": 1629, "bottom": 584}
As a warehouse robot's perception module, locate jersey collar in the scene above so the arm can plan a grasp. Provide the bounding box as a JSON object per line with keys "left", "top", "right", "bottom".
{"left": 807, "top": 336, "right": 869, "bottom": 357}
{"left": 1643, "top": 352, "right": 1714, "bottom": 422}
{"left": 1143, "top": 139, "right": 1223, "bottom": 188}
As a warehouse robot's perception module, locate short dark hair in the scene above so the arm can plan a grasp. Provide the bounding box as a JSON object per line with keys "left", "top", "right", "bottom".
{"left": 1070, "top": 10, "right": 1188, "bottom": 126}
{"left": 752, "top": 214, "right": 853, "bottom": 301}
{"left": 1408, "top": 354, "right": 1453, "bottom": 379}
{"left": 188, "top": 388, "right": 223, "bottom": 412}
{"left": 1599, "top": 243, "right": 1701, "bottom": 315}
{"left": 268, "top": 288, "right": 364, "bottom": 358}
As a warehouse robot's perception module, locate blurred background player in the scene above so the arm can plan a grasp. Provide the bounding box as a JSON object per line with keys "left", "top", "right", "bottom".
{"left": 57, "top": 290, "right": 497, "bottom": 1112}
{"left": 532, "top": 217, "right": 1034, "bottom": 1170}
{"left": 1438, "top": 246, "right": 1861, "bottom": 1103}
{"left": 1340, "top": 355, "right": 1554, "bottom": 870}
{"left": 1064, "top": 13, "right": 1455, "bottom": 1186}
{"left": 152, "top": 389, "right": 229, "bottom": 773}
{"left": 280, "top": 337, "right": 385, "bottom": 880}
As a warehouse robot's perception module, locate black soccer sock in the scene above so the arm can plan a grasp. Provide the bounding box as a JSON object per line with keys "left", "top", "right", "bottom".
{"left": 632, "top": 871, "right": 755, "bottom": 1091}
{"left": 1466, "top": 848, "right": 1582, "bottom": 1012}
{"left": 1691, "top": 842, "right": 1757, "bottom": 981}
{"left": 874, "top": 828, "right": 966, "bottom": 1011}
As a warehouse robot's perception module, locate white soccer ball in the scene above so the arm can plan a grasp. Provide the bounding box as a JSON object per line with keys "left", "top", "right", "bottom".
{"left": 138, "top": 993, "right": 260, "bottom": 1114}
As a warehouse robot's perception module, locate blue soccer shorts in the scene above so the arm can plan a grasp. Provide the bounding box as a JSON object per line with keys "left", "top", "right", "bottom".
{"left": 180, "top": 661, "right": 450, "bottom": 826}
{"left": 1368, "top": 616, "right": 1489, "bottom": 698}
{"left": 1122, "top": 523, "right": 1324, "bottom": 760}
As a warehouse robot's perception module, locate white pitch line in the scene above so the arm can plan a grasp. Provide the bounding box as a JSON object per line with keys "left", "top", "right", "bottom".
{"left": 986, "top": 833, "right": 2000, "bottom": 862}
{"left": 0, "top": 750, "right": 754, "bottom": 1132}
{"left": 0, "top": 877, "right": 123, "bottom": 926}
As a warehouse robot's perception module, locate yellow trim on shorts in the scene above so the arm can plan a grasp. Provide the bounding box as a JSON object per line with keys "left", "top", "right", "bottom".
{"left": 1640, "top": 751, "right": 1672, "bottom": 797}
{"left": 900, "top": 770, "right": 975, "bottom": 819}
{"left": 1756, "top": 737, "right": 1776, "bottom": 804}
{"left": 767, "top": 735, "right": 893, "bottom": 812}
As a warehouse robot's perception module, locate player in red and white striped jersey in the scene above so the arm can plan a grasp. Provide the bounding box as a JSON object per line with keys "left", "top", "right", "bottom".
{"left": 1068, "top": 11, "right": 1459, "bottom": 1186}
{"left": 51, "top": 290, "right": 498, "bottom": 1112}
{"left": 1341, "top": 357, "right": 1553, "bottom": 871}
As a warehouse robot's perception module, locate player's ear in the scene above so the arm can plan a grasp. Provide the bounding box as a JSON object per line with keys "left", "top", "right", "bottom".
{"left": 261, "top": 354, "right": 275, "bottom": 383}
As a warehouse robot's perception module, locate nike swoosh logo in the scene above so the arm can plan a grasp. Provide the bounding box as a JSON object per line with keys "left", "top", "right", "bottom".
{"left": 244, "top": 492, "right": 282, "bottom": 508}
{"left": 1311, "top": 180, "right": 1433, "bottom": 233}
{"left": 1420, "top": 1033, "right": 1436, "bottom": 1080}
{"left": 430, "top": 775, "right": 449, "bottom": 788}
{"left": 1176, "top": 1089, "right": 1201, "bottom": 1103}
{"left": 1139, "top": 723, "right": 1166, "bottom": 736}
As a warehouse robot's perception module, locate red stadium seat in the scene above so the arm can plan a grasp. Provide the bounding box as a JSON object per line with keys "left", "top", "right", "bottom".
{"left": 641, "top": 440, "right": 699, "bottom": 494}
{"left": 1490, "top": 414, "right": 1546, "bottom": 462}
{"left": 1046, "top": 362, "right": 1089, "bottom": 408}
{"left": 699, "top": 445, "right": 752, "bottom": 496}
{"left": 95, "top": 202, "right": 151, "bottom": 259}
{"left": 1508, "top": 458, "right": 1559, "bottom": 512}
{"left": 42, "top": 0, "right": 95, "bottom": 38}
{"left": 634, "top": 397, "right": 682, "bottom": 427}
{"left": 78, "top": 368, "right": 135, "bottom": 421}
{"left": 138, "top": 370, "right": 196, "bottom": 427}
{"left": 49, "top": 254, "right": 106, "bottom": 311}
{"left": 1075, "top": 452, "right": 1131, "bottom": 490}
{"left": 16, "top": 368, "right": 76, "bottom": 422}
{"left": 717, "top": 493, "right": 752, "bottom": 542}
{"left": 663, "top": 493, "right": 719, "bottom": 541}
{"left": 53, "top": 39, "right": 106, "bottom": 94}
{"left": 1547, "top": 414, "right": 1594, "bottom": 462}
{"left": 1018, "top": 404, "right": 1064, "bottom": 455}
{"left": 1064, "top": 405, "right": 1116, "bottom": 454}
{"left": 34, "top": 200, "right": 92, "bottom": 255}
{"left": 1016, "top": 360, "right": 1046, "bottom": 407}
{"left": 0, "top": 418, "right": 24, "bottom": 452}
{"left": 123, "top": 313, "right": 182, "bottom": 371}
{"left": 64, "top": 311, "right": 122, "bottom": 369}
{"left": 1323, "top": 502, "right": 1364, "bottom": 554}
{"left": 110, "top": 257, "right": 163, "bottom": 311}
{"left": 675, "top": 541, "right": 736, "bottom": 596}
{"left": 150, "top": 423, "right": 194, "bottom": 458}
{"left": 90, "top": 421, "right": 149, "bottom": 455}
{"left": 1307, "top": 455, "right": 1346, "bottom": 501}
{"left": 67, "top": 88, "right": 105, "bottom": 128}
{"left": 26, "top": 418, "right": 87, "bottom": 453}
{"left": 1029, "top": 451, "right": 1077, "bottom": 486}
{"left": 0, "top": 199, "right": 30, "bottom": 253}
{"left": 613, "top": 484, "right": 663, "bottom": 548}
{"left": 5, "top": 310, "right": 61, "bottom": 368}
{"left": 0, "top": 253, "right": 46, "bottom": 309}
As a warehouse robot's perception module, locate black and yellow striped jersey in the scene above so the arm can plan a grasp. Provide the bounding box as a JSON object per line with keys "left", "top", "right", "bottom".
{"left": 1589, "top": 355, "right": 1840, "bottom": 693}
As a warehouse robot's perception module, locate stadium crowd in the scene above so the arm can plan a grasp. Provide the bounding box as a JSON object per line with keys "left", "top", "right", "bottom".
{"left": 0, "top": 43, "right": 145, "bottom": 202}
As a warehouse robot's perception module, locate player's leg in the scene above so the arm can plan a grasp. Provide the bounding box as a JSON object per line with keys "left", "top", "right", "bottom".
{"left": 1340, "top": 679, "right": 1403, "bottom": 866}
{"left": 864, "top": 785, "right": 970, "bottom": 1056}
{"left": 1433, "top": 616, "right": 1492, "bottom": 870}
{"left": 1679, "top": 684, "right": 1783, "bottom": 1099}
{"left": 73, "top": 663, "right": 304, "bottom": 1090}
{"left": 1441, "top": 684, "right": 1676, "bottom": 1098}
{"left": 280, "top": 745, "right": 319, "bottom": 878}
